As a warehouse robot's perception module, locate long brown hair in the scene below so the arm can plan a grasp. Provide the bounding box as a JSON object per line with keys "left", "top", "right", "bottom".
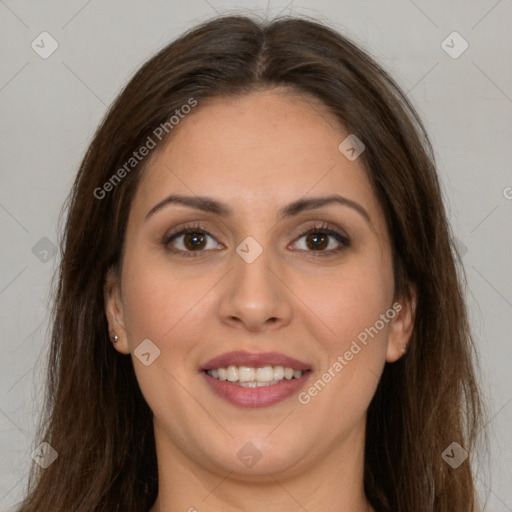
{"left": 15, "top": 14, "right": 488, "bottom": 512}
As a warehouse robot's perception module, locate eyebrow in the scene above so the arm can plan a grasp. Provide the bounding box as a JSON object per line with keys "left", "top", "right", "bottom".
{"left": 145, "top": 193, "right": 373, "bottom": 227}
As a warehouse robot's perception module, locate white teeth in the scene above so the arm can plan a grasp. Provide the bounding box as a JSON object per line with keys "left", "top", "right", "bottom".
{"left": 273, "top": 365, "right": 284, "bottom": 380}
{"left": 239, "top": 366, "right": 256, "bottom": 382}
{"left": 236, "top": 379, "right": 281, "bottom": 388}
{"left": 226, "top": 365, "right": 239, "bottom": 382}
{"left": 206, "top": 365, "right": 304, "bottom": 384}
{"left": 256, "top": 366, "right": 274, "bottom": 382}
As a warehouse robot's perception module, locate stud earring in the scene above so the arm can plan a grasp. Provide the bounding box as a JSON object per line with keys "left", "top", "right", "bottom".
{"left": 402, "top": 343, "right": 407, "bottom": 353}
{"left": 113, "top": 335, "right": 119, "bottom": 344}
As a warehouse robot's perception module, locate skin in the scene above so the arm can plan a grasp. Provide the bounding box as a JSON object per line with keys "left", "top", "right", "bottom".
{"left": 105, "top": 89, "right": 416, "bottom": 512}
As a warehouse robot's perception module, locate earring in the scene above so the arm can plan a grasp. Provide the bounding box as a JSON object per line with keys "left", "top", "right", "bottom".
{"left": 402, "top": 343, "right": 407, "bottom": 353}
{"left": 113, "top": 335, "right": 119, "bottom": 344}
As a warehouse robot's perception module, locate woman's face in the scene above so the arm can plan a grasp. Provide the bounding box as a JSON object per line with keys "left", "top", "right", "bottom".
{"left": 106, "top": 89, "right": 414, "bottom": 478}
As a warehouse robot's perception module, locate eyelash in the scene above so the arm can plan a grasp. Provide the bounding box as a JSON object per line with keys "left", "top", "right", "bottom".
{"left": 162, "top": 221, "right": 351, "bottom": 258}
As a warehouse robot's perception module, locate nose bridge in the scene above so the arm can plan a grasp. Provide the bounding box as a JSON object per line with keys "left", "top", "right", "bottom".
{"left": 217, "top": 236, "right": 292, "bottom": 330}
{"left": 233, "top": 237, "right": 278, "bottom": 307}
{"left": 236, "top": 239, "right": 274, "bottom": 296}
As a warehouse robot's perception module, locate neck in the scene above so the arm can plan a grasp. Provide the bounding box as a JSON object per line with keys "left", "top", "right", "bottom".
{"left": 148, "top": 417, "right": 375, "bottom": 512}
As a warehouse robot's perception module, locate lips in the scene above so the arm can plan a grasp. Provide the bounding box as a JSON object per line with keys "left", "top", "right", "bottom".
{"left": 199, "top": 350, "right": 313, "bottom": 408}
{"left": 200, "top": 351, "right": 312, "bottom": 371}
{"left": 202, "top": 371, "right": 311, "bottom": 408}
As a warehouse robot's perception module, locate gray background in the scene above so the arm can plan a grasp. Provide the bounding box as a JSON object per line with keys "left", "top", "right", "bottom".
{"left": 1, "top": 0, "right": 511, "bottom": 510}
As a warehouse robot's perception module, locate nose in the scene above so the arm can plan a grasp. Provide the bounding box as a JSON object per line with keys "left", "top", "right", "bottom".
{"left": 216, "top": 245, "right": 293, "bottom": 332}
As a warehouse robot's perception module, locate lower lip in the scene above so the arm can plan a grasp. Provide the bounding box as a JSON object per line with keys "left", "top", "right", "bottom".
{"left": 201, "top": 371, "right": 312, "bottom": 408}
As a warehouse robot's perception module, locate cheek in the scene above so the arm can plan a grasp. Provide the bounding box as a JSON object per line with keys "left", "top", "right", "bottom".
{"left": 120, "top": 251, "right": 200, "bottom": 344}
{"left": 297, "top": 266, "right": 393, "bottom": 426}
{"left": 120, "top": 250, "right": 222, "bottom": 382}
{"left": 119, "top": 253, "right": 207, "bottom": 415}
{"left": 302, "top": 252, "right": 394, "bottom": 353}
{"left": 312, "top": 256, "right": 394, "bottom": 409}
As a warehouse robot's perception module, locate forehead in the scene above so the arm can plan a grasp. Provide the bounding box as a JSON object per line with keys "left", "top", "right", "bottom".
{"left": 132, "top": 89, "right": 385, "bottom": 232}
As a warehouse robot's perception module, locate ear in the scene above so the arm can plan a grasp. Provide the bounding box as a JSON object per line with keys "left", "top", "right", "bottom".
{"left": 386, "top": 283, "right": 417, "bottom": 363}
{"left": 104, "top": 266, "right": 130, "bottom": 355}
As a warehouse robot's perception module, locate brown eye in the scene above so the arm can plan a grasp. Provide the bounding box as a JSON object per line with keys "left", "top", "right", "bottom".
{"left": 182, "top": 231, "right": 207, "bottom": 250}
{"left": 291, "top": 224, "right": 350, "bottom": 255}
{"left": 305, "top": 232, "right": 329, "bottom": 250}
{"left": 163, "top": 224, "right": 223, "bottom": 257}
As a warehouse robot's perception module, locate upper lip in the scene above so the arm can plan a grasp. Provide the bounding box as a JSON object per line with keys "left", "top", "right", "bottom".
{"left": 200, "top": 351, "right": 311, "bottom": 371}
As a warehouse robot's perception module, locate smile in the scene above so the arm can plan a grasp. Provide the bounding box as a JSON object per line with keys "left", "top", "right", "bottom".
{"left": 205, "top": 365, "right": 304, "bottom": 387}
{"left": 200, "top": 351, "right": 313, "bottom": 408}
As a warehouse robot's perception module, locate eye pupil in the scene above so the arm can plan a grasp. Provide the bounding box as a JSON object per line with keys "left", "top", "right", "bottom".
{"left": 184, "top": 232, "right": 206, "bottom": 250}
{"left": 307, "top": 232, "right": 328, "bottom": 250}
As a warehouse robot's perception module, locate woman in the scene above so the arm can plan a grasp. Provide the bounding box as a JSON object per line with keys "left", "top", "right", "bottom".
{"left": 15, "top": 14, "right": 487, "bottom": 512}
